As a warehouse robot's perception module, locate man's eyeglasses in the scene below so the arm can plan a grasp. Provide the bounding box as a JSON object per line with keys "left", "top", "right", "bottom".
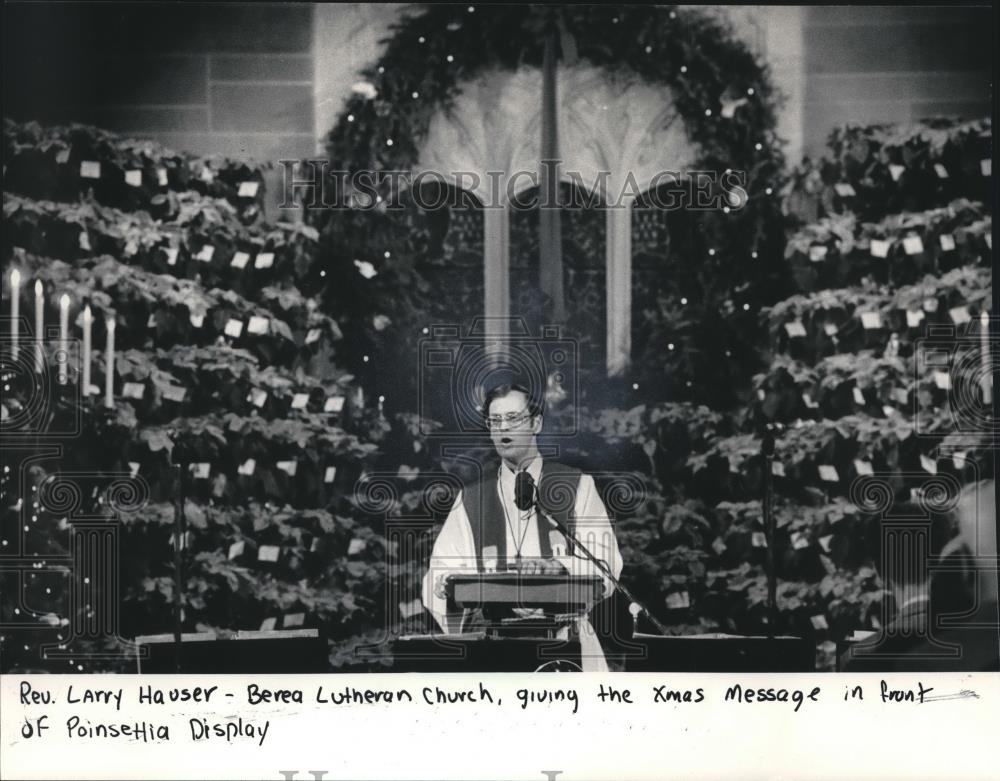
{"left": 486, "top": 411, "right": 534, "bottom": 429}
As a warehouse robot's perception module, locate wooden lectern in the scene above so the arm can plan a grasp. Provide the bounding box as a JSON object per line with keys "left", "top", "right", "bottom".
{"left": 396, "top": 574, "right": 814, "bottom": 672}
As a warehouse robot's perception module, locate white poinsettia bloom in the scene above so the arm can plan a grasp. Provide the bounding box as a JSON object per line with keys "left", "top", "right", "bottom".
{"left": 354, "top": 259, "right": 377, "bottom": 279}
{"left": 351, "top": 81, "right": 378, "bottom": 100}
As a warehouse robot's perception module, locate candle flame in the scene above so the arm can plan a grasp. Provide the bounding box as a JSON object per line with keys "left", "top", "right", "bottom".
{"left": 106, "top": 315, "right": 116, "bottom": 330}
{"left": 982, "top": 311, "right": 990, "bottom": 325}
{"left": 35, "top": 280, "right": 43, "bottom": 296}
{"left": 84, "top": 304, "right": 92, "bottom": 319}
{"left": 60, "top": 294, "right": 70, "bottom": 309}
{"left": 10, "top": 269, "right": 19, "bottom": 287}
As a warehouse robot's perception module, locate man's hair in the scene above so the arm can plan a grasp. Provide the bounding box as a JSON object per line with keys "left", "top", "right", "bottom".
{"left": 948, "top": 479, "right": 998, "bottom": 607}
{"left": 863, "top": 500, "right": 957, "bottom": 588}
{"left": 482, "top": 381, "right": 544, "bottom": 421}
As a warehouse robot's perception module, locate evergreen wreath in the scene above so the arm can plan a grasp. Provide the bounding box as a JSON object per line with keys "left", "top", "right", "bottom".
{"left": 313, "top": 3, "right": 789, "bottom": 412}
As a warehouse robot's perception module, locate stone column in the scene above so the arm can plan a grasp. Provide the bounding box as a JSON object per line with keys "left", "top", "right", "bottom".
{"left": 605, "top": 201, "right": 633, "bottom": 376}
{"left": 483, "top": 203, "right": 511, "bottom": 364}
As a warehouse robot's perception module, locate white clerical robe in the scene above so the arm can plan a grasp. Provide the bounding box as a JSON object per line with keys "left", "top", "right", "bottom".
{"left": 421, "top": 457, "right": 623, "bottom": 671}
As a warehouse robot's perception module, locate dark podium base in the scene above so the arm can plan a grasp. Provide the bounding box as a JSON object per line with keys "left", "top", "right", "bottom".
{"left": 392, "top": 633, "right": 585, "bottom": 672}
{"left": 392, "top": 633, "right": 814, "bottom": 672}
{"left": 620, "top": 633, "right": 814, "bottom": 672}
{"left": 133, "top": 630, "right": 328, "bottom": 674}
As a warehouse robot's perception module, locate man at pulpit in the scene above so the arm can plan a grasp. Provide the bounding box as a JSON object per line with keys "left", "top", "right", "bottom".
{"left": 421, "top": 380, "right": 623, "bottom": 670}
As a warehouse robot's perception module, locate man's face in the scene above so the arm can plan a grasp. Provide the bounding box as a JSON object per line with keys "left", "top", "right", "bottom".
{"left": 487, "top": 389, "right": 542, "bottom": 467}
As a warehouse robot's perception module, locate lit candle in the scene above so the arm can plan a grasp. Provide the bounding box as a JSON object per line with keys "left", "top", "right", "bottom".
{"left": 9, "top": 269, "right": 20, "bottom": 359}
{"left": 982, "top": 311, "right": 991, "bottom": 405}
{"left": 58, "top": 294, "right": 70, "bottom": 385}
{"left": 82, "top": 305, "right": 92, "bottom": 396}
{"left": 104, "top": 315, "right": 116, "bottom": 409}
{"left": 34, "top": 280, "right": 44, "bottom": 374}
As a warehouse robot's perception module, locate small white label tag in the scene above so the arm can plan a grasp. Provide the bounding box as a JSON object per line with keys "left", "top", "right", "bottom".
{"left": 247, "top": 315, "right": 270, "bottom": 335}
{"left": 818, "top": 465, "right": 839, "bottom": 482}
{"left": 902, "top": 235, "right": 924, "bottom": 255}
{"left": 853, "top": 460, "right": 874, "bottom": 476}
{"left": 784, "top": 320, "right": 807, "bottom": 337}
{"left": 122, "top": 382, "right": 145, "bottom": 400}
{"left": 249, "top": 389, "right": 267, "bottom": 408}
{"left": 949, "top": 306, "right": 971, "bottom": 325}
{"left": 809, "top": 245, "right": 828, "bottom": 262}
{"left": 860, "top": 311, "right": 882, "bottom": 330}
{"left": 348, "top": 539, "right": 367, "bottom": 556}
{"left": 870, "top": 239, "right": 890, "bottom": 258}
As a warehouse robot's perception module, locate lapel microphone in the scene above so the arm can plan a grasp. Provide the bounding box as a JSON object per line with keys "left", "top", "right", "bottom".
{"left": 514, "top": 471, "right": 535, "bottom": 512}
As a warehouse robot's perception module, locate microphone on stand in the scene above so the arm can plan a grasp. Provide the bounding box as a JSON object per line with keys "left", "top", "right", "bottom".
{"left": 534, "top": 496, "right": 671, "bottom": 637}
{"left": 514, "top": 471, "right": 535, "bottom": 512}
